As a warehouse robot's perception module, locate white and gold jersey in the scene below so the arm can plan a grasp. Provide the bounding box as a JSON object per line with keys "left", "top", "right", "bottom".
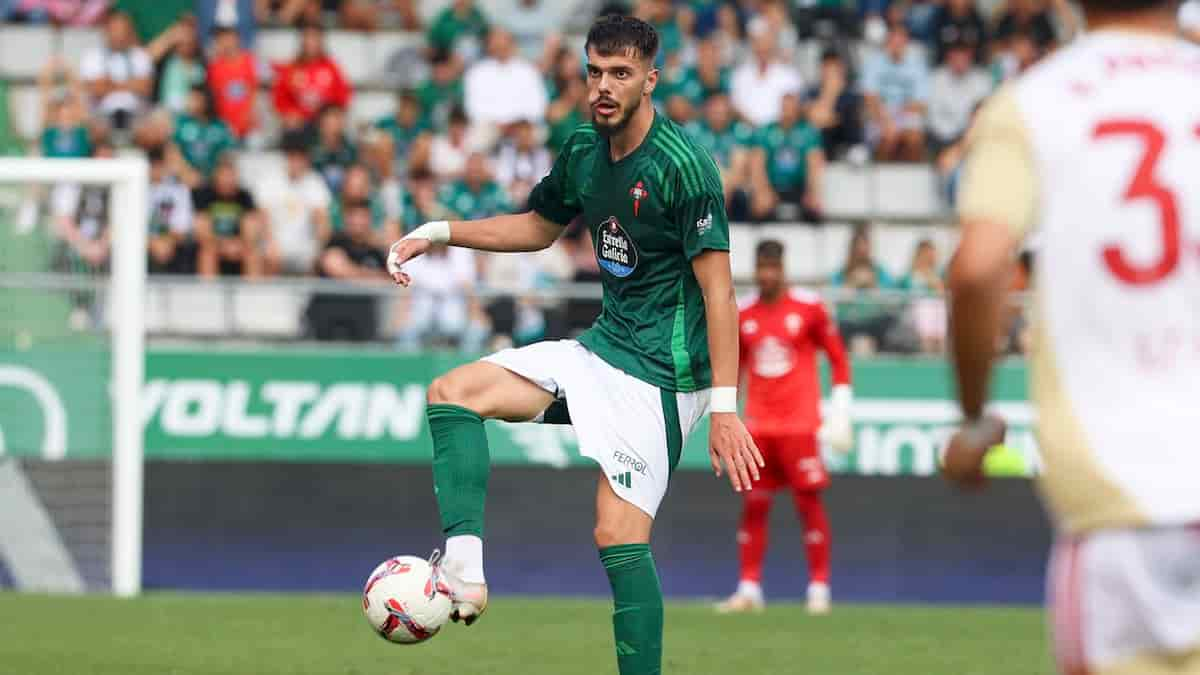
{"left": 960, "top": 30, "right": 1200, "bottom": 534}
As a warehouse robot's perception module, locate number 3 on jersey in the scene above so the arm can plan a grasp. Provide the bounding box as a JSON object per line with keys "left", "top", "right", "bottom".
{"left": 1092, "top": 119, "right": 1191, "bottom": 286}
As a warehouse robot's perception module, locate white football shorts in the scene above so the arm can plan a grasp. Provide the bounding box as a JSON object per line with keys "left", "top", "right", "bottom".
{"left": 482, "top": 339, "right": 710, "bottom": 518}
{"left": 1050, "top": 525, "right": 1200, "bottom": 674}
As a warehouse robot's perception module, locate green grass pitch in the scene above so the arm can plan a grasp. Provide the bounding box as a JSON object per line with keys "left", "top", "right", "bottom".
{"left": 0, "top": 593, "right": 1054, "bottom": 674}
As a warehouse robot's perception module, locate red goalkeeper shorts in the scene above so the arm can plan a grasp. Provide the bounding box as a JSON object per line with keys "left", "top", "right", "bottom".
{"left": 749, "top": 431, "right": 828, "bottom": 492}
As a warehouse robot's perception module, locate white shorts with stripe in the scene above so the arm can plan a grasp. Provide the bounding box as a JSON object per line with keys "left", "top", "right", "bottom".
{"left": 1050, "top": 526, "right": 1200, "bottom": 675}
{"left": 482, "top": 339, "right": 710, "bottom": 518}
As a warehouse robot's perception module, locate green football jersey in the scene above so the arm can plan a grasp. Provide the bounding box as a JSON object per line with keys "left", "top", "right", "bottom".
{"left": 439, "top": 180, "right": 513, "bottom": 221}
{"left": 174, "top": 114, "right": 235, "bottom": 176}
{"left": 758, "top": 121, "right": 823, "bottom": 191}
{"left": 528, "top": 114, "right": 730, "bottom": 392}
{"left": 684, "top": 119, "right": 756, "bottom": 169}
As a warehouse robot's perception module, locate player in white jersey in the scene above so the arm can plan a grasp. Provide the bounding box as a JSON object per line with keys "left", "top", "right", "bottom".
{"left": 942, "top": 0, "right": 1200, "bottom": 673}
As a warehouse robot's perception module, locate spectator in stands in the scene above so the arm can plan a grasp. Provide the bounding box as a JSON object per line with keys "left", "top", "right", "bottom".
{"left": 479, "top": 243, "right": 573, "bottom": 349}
{"left": 146, "top": 145, "right": 196, "bottom": 274}
{"left": 929, "top": 0, "right": 988, "bottom": 65}
{"left": 308, "top": 200, "right": 389, "bottom": 342}
{"left": 430, "top": 105, "right": 473, "bottom": 180}
{"left": 498, "top": 0, "right": 565, "bottom": 61}
{"left": 416, "top": 48, "right": 465, "bottom": 131}
{"left": 401, "top": 169, "right": 455, "bottom": 232}
{"left": 374, "top": 90, "right": 429, "bottom": 164}
{"left": 272, "top": 23, "right": 353, "bottom": 132}
{"left": 756, "top": 92, "right": 826, "bottom": 223}
{"left": 685, "top": 92, "right": 756, "bottom": 215}
{"left": 52, "top": 141, "right": 115, "bottom": 275}
{"left": 172, "top": 85, "right": 236, "bottom": 188}
{"left": 899, "top": 238, "right": 946, "bottom": 353}
{"left": 805, "top": 48, "right": 865, "bottom": 162}
{"left": 330, "top": 163, "right": 399, "bottom": 248}
{"left": 927, "top": 40, "right": 991, "bottom": 154}
{"left": 193, "top": 157, "right": 263, "bottom": 277}
{"left": 363, "top": 130, "right": 405, "bottom": 227}
{"left": 493, "top": 120, "right": 551, "bottom": 210}
{"left": 333, "top": 0, "right": 382, "bottom": 31}
{"left": 731, "top": 19, "right": 803, "bottom": 127}
{"left": 196, "top": 0, "right": 255, "bottom": 49}
{"left": 658, "top": 35, "right": 729, "bottom": 110}
{"left": 830, "top": 223, "right": 896, "bottom": 354}
{"left": 545, "top": 47, "right": 587, "bottom": 153}
{"left": 206, "top": 26, "right": 258, "bottom": 139}
{"left": 635, "top": 0, "right": 684, "bottom": 59}
{"left": 310, "top": 105, "right": 357, "bottom": 194}
{"left": 394, "top": 241, "right": 487, "bottom": 352}
{"left": 146, "top": 13, "right": 206, "bottom": 114}
{"left": 464, "top": 26, "right": 548, "bottom": 135}
{"left": 38, "top": 59, "right": 92, "bottom": 159}
{"left": 992, "top": 0, "right": 1058, "bottom": 52}
{"left": 132, "top": 106, "right": 174, "bottom": 153}
{"left": 255, "top": 130, "right": 332, "bottom": 275}
{"left": 438, "top": 152, "right": 513, "bottom": 221}
{"left": 427, "top": 0, "right": 489, "bottom": 61}
{"left": 755, "top": 0, "right": 800, "bottom": 60}
{"left": 863, "top": 22, "right": 930, "bottom": 162}
{"left": 80, "top": 9, "right": 154, "bottom": 133}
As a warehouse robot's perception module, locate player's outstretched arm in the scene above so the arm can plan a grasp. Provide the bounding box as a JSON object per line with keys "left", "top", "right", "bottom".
{"left": 693, "top": 250, "right": 764, "bottom": 492}
{"left": 387, "top": 212, "right": 564, "bottom": 286}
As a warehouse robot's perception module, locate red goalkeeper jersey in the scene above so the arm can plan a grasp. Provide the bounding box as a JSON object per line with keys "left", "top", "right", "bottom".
{"left": 738, "top": 289, "right": 851, "bottom": 435}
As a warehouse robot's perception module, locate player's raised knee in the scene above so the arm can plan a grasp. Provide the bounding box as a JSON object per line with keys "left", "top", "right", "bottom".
{"left": 427, "top": 372, "right": 472, "bottom": 408}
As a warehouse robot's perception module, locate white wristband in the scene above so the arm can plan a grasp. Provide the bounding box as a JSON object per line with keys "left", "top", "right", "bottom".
{"left": 403, "top": 220, "right": 451, "bottom": 244}
{"left": 830, "top": 384, "right": 853, "bottom": 413}
{"left": 710, "top": 386, "right": 738, "bottom": 414}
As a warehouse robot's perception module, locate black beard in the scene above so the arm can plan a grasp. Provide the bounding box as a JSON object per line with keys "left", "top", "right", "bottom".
{"left": 591, "top": 95, "right": 641, "bottom": 137}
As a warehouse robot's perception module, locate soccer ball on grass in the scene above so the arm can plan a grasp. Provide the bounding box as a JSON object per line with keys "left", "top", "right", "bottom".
{"left": 361, "top": 555, "right": 452, "bottom": 644}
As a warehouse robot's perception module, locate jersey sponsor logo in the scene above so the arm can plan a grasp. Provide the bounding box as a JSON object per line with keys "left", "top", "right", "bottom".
{"left": 741, "top": 319, "right": 759, "bottom": 335}
{"left": 629, "top": 180, "right": 647, "bottom": 217}
{"left": 596, "top": 216, "right": 639, "bottom": 278}
{"left": 752, "top": 336, "right": 794, "bottom": 378}
{"left": 613, "top": 450, "right": 648, "bottom": 475}
{"left": 696, "top": 212, "right": 713, "bottom": 236}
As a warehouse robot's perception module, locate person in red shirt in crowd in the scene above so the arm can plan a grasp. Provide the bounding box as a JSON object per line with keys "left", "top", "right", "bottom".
{"left": 207, "top": 26, "right": 258, "bottom": 139}
{"left": 718, "top": 239, "right": 854, "bottom": 615}
{"left": 272, "top": 23, "right": 353, "bottom": 132}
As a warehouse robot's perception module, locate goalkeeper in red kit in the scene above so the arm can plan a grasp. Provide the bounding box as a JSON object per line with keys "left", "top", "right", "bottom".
{"left": 717, "top": 239, "right": 853, "bottom": 615}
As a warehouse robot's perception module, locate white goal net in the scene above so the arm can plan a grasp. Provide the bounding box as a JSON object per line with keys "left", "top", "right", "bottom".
{"left": 0, "top": 158, "right": 146, "bottom": 596}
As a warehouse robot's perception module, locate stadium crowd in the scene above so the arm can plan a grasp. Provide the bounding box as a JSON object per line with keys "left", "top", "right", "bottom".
{"left": 0, "top": 0, "right": 1076, "bottom": 354}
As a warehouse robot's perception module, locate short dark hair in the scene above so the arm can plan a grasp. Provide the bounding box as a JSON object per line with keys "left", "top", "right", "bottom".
{"left": 280, "top": 130, "right": 309, "bottom": 155}
{"left": 820, "top": 46, "right": 842, "bottom": 63}
{"left": 756, "top": 239, "right": 784, "bottom": 261}
{"left": 447, "top": 104, "right": 468, "bottom": 126}
{"left": 585, "top": 14, "right": 659, "bottom": 64}
{"left": 146, "top": 145, "right": 166, "bottom": 164}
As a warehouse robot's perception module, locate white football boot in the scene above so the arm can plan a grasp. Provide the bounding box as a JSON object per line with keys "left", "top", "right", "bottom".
{"left": 715, "top": 581, "right": 765, "bottom": 614}
{"left": 806, "top": 582, "right": 831, "bottom": 615}
{"left": 430, "top": 551, "right": 489, "bottom": 625}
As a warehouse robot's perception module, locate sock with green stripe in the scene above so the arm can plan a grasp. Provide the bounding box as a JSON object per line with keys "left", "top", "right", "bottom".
{"left": 599, "top": 544, "right": 663, "bottom": 675}
{"left": 427, "top": 404, "right": 490, "bottom": 582}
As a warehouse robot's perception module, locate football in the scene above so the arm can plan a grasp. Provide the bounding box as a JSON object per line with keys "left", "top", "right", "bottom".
{"left": 361, "top": 555, "right": 452, "bottom": 644}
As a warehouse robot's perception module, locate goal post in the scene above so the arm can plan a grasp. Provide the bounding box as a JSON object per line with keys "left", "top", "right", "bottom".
{"left": 0, "top": 157, "right": 147, "bottom": 596}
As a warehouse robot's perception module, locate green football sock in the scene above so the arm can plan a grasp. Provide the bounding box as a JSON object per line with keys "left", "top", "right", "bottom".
{"left": 427, "top": 404, "right": 490, "bottom": 538}
{"left": 600, "top": 544, "right": 663, "bottom": 675}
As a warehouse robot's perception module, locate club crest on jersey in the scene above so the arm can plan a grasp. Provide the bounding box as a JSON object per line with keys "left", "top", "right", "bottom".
{"left": 630, "top": 181, "right": 647, "bottom": 217}
{"left": 597, "top": 216, "right": 638, "bottom": 278}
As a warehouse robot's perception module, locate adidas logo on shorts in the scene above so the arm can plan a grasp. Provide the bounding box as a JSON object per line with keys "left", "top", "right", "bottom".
{"left": 611, "top": 472, "right": 633, "bottom": 488}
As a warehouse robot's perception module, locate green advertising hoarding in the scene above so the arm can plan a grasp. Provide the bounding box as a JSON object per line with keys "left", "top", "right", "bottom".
{"left": 0, "top": 347, "right": 1037, "bottom": 476}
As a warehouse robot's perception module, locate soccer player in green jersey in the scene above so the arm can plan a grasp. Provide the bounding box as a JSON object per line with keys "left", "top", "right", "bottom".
{"left": 386, "top": 14, "right": 762, "bottom": 675}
